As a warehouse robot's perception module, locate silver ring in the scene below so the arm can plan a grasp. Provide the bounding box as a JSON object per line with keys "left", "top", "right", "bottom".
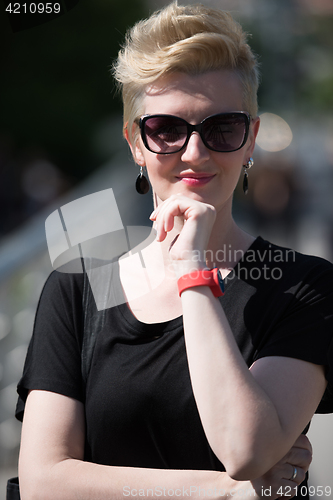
{"left": 290, "top": 466, "right": 298, "bottom": 481}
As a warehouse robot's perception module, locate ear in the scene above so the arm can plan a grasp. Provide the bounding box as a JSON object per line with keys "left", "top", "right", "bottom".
{"left": 246, "top": 116, "right": 260, "bottom": 158}
{"left": 124, "top": 124, "right": 146, "bottom": 166}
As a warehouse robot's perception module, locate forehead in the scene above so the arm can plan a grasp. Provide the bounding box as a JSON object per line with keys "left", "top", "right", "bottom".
{"left": 142, "top": 70, "right": 244, "bottom": 118}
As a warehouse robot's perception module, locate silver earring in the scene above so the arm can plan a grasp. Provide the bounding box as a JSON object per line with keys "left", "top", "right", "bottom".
{"left": 135, "top": 165, "right": 149, "bottom": 195}
{"left": 243, "top": 157, "right": 254, "bottom": 195}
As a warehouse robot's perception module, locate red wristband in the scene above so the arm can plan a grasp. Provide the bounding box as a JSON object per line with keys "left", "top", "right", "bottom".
{"left": 177, "top": 268, "right": 225, "bottom": 297}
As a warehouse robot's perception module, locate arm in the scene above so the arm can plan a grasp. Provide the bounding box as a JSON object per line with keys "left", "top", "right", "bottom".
{"left": 181, "top": 287, "right": 326, "bottom": 479}
{"left": 18, "top": 390, "right": 220, "bottom": 500}
{"left": 19, "top": 390, "right": 311, "bottom": 500}
{"left": 150, "top": 195, "right": 327, "bottom": 480}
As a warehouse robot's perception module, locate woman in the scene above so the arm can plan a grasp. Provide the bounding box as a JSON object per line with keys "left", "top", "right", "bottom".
{"left": 17, "top": 2, "right": 332, "bottom": 499}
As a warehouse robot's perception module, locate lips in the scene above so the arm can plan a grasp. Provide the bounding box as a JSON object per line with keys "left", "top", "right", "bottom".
{"left": 176, "top": 173, "right": 216, "bottom": 186}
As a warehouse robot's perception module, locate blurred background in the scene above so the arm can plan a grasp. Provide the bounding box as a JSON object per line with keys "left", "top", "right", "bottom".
{"left": 0, "top": 0, "right": 332, "bottom": 497}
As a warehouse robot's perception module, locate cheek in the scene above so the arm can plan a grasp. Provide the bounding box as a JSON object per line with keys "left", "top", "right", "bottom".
{"left": 215, "top": 152, "right": 243, "bottom": 175}
{"left": 146, "top": 149, "right": 177, "bottom": 174}
{"left": 146, "top": 161, "right": 170, "bottom": 184}
{"left": 214, "top": 155, "right": 244, "bottom": 194}
{"left": 145, "top": 158, "right": 180, "bottom": 196}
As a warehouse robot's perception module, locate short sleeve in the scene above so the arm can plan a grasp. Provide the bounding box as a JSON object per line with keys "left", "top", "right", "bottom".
{"left": 16, "top": 271, "right": 85, "bottom": 421}
{"left": 254, "top": 256, "right": 333, "bottom": 413}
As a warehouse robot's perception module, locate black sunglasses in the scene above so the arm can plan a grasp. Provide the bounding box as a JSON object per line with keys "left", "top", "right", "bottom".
{"left": 136, "top": 112, "right": 251, "bottom": 154}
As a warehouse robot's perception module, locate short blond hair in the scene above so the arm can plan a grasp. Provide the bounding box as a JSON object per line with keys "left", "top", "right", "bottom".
{"left": 112, "top": 1, "right": 260, "bottom": 146}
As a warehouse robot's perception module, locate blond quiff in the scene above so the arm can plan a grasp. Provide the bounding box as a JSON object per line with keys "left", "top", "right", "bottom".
{"left": 112, "top": 2, "right": 260, "bottom": 146}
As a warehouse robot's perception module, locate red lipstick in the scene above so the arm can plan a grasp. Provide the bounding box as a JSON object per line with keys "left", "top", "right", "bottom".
{"left": 176, "top": 173, "right": 216, "bottom": 186}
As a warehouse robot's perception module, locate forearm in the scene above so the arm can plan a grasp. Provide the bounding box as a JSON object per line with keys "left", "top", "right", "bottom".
{"left": 181, "top": 285, "right": 293, "bottom": 479}
{"left": 19, "top": 460, "right": 258, "bottom": 500}
{"left": 19, "top": 392, "right": 257, "bottom": 500}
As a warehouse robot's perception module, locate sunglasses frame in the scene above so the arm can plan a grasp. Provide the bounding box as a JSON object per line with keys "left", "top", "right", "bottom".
{"left": 137, "top": 111, "right": 251, "bottom": 154}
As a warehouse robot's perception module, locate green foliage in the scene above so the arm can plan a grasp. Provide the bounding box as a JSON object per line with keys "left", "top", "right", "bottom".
{"left": 0, "top": 0, "right": 148, "bottom": 179}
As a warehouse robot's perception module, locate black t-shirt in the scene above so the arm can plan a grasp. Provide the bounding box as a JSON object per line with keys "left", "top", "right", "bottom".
{"left": 16, "top": 237, "right": 333, "bottom": 471}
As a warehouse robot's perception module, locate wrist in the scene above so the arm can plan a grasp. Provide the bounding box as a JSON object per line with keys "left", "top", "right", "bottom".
{"left": 177, "top": 267, "right": 224, "bottom": 298}
{"left": 172, "top": 260, "right": 207, "bottom": 279}
{"left": 213, "top": 474, "right": 259, "bottom": 500}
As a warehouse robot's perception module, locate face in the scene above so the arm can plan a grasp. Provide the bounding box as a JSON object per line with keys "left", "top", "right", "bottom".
{"left": 128, "top": 70, "right": 260, "bottom": 214}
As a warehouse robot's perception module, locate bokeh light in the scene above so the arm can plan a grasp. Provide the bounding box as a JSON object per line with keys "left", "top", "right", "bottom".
{"left": 256, "top": 113, "right": 293, "bottom": 152}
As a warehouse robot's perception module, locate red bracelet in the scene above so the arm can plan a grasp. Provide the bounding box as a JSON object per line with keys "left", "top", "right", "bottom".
{"left": 177, "top": 268, "right": 224, "bottom": 297}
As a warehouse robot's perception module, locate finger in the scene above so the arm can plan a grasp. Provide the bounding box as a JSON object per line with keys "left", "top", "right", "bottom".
{"left": 154, "top": 198, "right": 189, "bottom": 241}
{"left": 285, "top": 464, "right": 306, "bottom": 485}
{"left": 153, "top": 202, "right": 179, "bottom": 242}
{"left": 164, "top": 209, "right": 176, "bottom": 233}
{"left": 149, "top": 198, "right": 169, "bottom": 221}
{"left": 149, "top": 209, "right": 157, "bottom": 221}
{"left": 292, "top": 434, "right": 313, "bottom": 454}
{"left": 156, "top": 222, "right": 167, "bottom": 243}
{"left": 152, "top": 198, "right": 178, "bottom": 238}
{"left": 283, "top": 446, "right": 312, "bottom": 470}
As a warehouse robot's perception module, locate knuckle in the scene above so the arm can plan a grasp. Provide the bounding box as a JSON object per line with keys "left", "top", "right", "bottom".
{"left": 296, "top": 467, "right": 306, "bottom": 484}
{"left": 203, "top": 203, "right": 216, "bottom": 216}
{"left": 303, "top": 449, "right": 313, "bottom": 467}
{"left": 297, "top": 433, "right": 312, "bottom": 451}
{"left": 289, "top": 445, "right": 312, "bottom": 467}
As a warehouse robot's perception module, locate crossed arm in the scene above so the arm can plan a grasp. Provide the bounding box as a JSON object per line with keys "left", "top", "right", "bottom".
{"left": 19, "top": 277, "right": 323, "bottom": 500}
{"left": 19, "top": 390, "right": 312, "bottom": 500}
{"left": 19, "top": 289, "right": 322, "bottom": 499}
{"left": 181, "top": 285, "right": 326, "bottom": 479}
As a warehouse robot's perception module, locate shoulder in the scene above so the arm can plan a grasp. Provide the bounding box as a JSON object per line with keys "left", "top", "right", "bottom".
{"left": 231, "top": 237, "right": 333, "bottom": 349}
{"left": 42, "top": 269, "right": 85, "bottom": 294}
{"left": 32, "top": 270, "right": 87, "bottom": 340}
{"left": 38, "top": 270, "right": 85, "bottom": 308}
{"left": 16, "top": 271, "right": 87, "bottom": 420}
{"left": 248, "top": 236, "right": 333, "bottom": 285}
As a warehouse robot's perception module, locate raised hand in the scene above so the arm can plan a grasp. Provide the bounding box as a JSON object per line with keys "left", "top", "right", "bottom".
{"left": 150, "top": 194, "right": 216, "bottom": 265}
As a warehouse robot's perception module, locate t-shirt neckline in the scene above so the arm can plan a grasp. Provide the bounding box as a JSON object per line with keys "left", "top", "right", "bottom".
{"left": 113, "top": 236, "right": 264, "bottom": 331}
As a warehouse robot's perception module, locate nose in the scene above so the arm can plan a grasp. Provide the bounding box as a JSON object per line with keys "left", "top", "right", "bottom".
{"left": 180, "top": 132, "right": 210, "bottom": 165}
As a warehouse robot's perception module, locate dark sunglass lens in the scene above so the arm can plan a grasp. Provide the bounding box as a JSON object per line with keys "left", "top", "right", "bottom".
{"left": 143, "top": 116, "right": 187, "bottom": 153}
{"left": 203, "top": 114, "right": 247, "bottom": 152}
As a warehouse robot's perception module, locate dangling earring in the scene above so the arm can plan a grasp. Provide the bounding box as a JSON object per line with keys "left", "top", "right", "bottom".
{"left": 243, "top": 157, "right": 254, "bottom": 195}
{"left": 135, "top": 165, "right": 149, "bottom": 194}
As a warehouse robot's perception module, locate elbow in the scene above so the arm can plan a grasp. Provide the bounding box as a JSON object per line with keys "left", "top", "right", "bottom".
{"left": 225, "top": 458, "right": 267, "bottom": 482}
{"left": 19, "top": 470, "right": 48, "bottom": 500}
{"left": 19, "top": 462, "right": 68, "bottom": 500}
{"left": 19, "top": 457, "right": 83, "bottom": 500}
{"left": 216, "top": 442, "right": 278, "bottom": 481}
{"left": 19, "top": 485, "right": 42, "bottom": 500}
